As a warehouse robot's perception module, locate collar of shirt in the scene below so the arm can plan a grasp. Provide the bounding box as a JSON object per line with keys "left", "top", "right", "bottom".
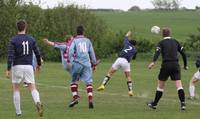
{"left": 75, "top": 35, "right": 85, "bottom": 38}
{"left": 163, "top": 37, "right": 171, "bottom": 39}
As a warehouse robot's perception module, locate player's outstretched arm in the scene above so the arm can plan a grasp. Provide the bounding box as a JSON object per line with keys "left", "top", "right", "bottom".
{"left": 43, "top": 38, "right": 54, "bottom": 46}
{"left": 126, "top": 31, "right": 132, "bottom": 38}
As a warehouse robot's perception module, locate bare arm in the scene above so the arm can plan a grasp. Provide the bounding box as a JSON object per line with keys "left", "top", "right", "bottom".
{"left": 43, "top": 38, "right": 54, "bottom": 46}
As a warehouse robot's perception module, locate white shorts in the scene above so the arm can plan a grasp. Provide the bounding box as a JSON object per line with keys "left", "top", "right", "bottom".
{"left": 112, "top": 57, "right": 130, "bottom": 72}
{"left": 194, "top": 70, "right": 200, "bottom": 80}
{"left": 12, "top": 65, "right": 35, "bottom": 84}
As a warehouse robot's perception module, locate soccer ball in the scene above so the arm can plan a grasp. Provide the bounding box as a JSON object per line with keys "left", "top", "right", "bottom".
{"left": 151, "top": 26, "right": 160, "bottom": 34}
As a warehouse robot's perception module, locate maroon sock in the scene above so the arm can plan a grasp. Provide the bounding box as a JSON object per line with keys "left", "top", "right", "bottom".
{"left": 70, "top": 83, "right": 78, "bottom": 99}
{"left": 86, "top": 84, "right": 93, "bottom": 102}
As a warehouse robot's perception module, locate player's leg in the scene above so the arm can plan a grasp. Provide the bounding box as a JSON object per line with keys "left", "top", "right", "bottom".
{"left": 175, "top": 80, "right": 186, "bottom": 110}
{"left": 147, "top": 68, "right": 167, "bottom": 109}
{"left": 11, "top": 65, "right": 23, "bottom": 116}
{"left": 82, "top": 66, "right": 94, "bottom": 108}
{"left": 124, "top": 71, "right": 133, "bottom": 96}
{"left": 97, "top": 67, "right": 117, "bottom": 91}
{"left": 25, "top": 65, "right": 43, "bottom": 116}
{"left": 189, "top": 71, "right": 200, "bottom": 99}
{"left": 69, "top": 63, "right": 83, "bottom": 107}
{"left": 13, "top": 83, "right": 22, "bottom": 116}
{"left": 97, "top": 58, "right": 120, "bottom": 91}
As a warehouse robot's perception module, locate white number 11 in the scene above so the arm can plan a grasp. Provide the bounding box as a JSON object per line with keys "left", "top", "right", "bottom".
{"left": 22, "top": 41, "right": 29, "bottom": 55}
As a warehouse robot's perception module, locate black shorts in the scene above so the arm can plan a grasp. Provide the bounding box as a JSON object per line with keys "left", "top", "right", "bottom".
{"left": 158, "top": 62, "right": 180, "bottom": 81}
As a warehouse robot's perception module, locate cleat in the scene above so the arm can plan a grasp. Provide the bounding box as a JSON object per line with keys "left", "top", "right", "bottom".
{"left": 89, "top": 102, "right": 94, "bottom": 109}
{"left": 69, "top": 96, "right": 80, "bottom": 108}
{"left": 146, "top": 101, "right": 156, "bottom": 110}
{"left": 187, "top": 96, "right": 197, "bottom": 100}
{"left": 181, "top": 102, "right": 186, "bottom": 111}
{"left": 23, "top": 82, "right": 28, "bottom": 87}
{"left": 16, "top": 113, "right": 22, "bottom": 117}
{"left": 97, "top": 85, "right": 105, "bottom": 91}
{"left": 128, "top": 91, "right": 133, "bottom": 97}
{"left": 36, "top": 102, "right": 43, "bottom": 117}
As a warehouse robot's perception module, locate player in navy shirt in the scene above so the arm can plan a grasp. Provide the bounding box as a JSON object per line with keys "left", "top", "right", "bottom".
{"left": 6, "top": 20, "right": 43, "bottom": 117}
{"left": 97, "top": 31, "right": 137, "bottom": 96}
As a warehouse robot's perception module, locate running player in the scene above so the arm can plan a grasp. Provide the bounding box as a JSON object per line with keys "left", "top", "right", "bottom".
{"left": 147, "top": 27, "right": 188, "bottom": 111}
{"left": 43, "top": 35, "right": 73, "bottom": 72}
{"left": 68, "top": 25, "right": 97, "bottom": 109}
{"left": 97, "top": 31, "right": 137, "bottom": 96}
{"left": 188, "top": 53, "right": 200, "bottom": 100}
{"left": 6, "top": 20, "right": 43, "bottom": 116}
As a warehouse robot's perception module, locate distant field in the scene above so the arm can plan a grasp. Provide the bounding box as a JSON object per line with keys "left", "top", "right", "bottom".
{"left": 95, "top": 11, "right": 200, "bottom": 42}
{"left": 0, "top": 61, "right": 200, "bottom": 119}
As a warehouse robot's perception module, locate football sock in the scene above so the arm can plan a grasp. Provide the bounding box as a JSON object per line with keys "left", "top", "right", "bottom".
{"left": 86, "top": 84, "right": 93, "bottom": 102}
{"left": 189, "top": 85, "right": 195, "bottom": 97}
{"left": 31, "top": 89, "right": 41, "bottom": 104}
{"left": 178, "top": 88, "right": 185, "bottom": 103}
{"left": 102, "top": 76, "right": 110, "bottom": 86}
{"left": 153, "top": 88, "right": 164, "bottom": 105}
{"left": 13, "top": 91, "right": 21, "bottom": 114}
{"left": 71, "top": 83, "right": 78, "bottom": 99}
{"left": 127, "top": 81, "right": 133, "bottom": 91}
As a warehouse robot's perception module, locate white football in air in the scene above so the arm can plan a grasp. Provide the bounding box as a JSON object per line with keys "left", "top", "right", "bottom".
{"left": 151, "top": 26, "right": 160, "bottom": 34}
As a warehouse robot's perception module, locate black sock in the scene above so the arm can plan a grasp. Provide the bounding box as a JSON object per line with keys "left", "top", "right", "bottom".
{"left": 153, "top": 90, "right": 163, "bottom": 106}
{"left": 102, "top": 76, "right": 110, "bottom": 86}
{"left": 127, "top": 81, "right": 133, "bottom": 91}
{"left": 178, "top": 89, "right": 185, "bottom": 103}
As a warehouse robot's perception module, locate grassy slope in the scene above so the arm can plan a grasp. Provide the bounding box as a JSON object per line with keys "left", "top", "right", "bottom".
{"left": 95, "top": 11, "right": 200, "bottom": 42}
{"left": 0, "top": 61, "right": 199, "bottom": 119}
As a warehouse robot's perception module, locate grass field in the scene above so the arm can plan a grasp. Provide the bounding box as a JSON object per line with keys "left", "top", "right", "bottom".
{"left": 95, "top": 11, "right": 200, "bottom": 42}
{"left": 0, "top": 61, "right": 200, "bottom": 119}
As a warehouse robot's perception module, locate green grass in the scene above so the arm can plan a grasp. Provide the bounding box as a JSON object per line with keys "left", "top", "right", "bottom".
{"left": 0, "top": 61, "right": 200, "bottom": 119}
{"left": 95, "top": 11, "right": 200, "bottom": 42}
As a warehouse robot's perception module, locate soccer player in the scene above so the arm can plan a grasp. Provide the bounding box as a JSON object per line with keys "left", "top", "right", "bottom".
{"left": 97, "top": 31, "right": 137, "bottom": 96}
{"left": 188, "top": 53, "right": 200, "bottom": 100}
{"left": 43, "top": 35, "right": 73, "bottom": 72}
{"left": 68, "top": 25, "right": 97, "bottom": 109}
{"left": 147, "top": 27, "right": 188, "bottom": 111}
{"left": 6, "top": 20, "right": 43, "bottom": 116}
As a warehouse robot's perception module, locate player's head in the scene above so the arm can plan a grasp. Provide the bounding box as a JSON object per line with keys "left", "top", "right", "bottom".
{"left": 162, "top": 27, "right": 171, "bottom": 37}
{"left": 16, "top": 20, "right": 27, "bottom": 32}
{"left": 76, "top": 25, "right": 84, "bottom": 35}
{"left": 64, "top": 35, "right": 73, "bottom": 42}
{"left": 129, "top": 39, "right": 137, "bottom": 46}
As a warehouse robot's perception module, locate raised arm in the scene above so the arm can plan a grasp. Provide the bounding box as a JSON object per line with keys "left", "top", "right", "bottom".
{"left": 123, "top": 31, "right": 132, "bottom": 45}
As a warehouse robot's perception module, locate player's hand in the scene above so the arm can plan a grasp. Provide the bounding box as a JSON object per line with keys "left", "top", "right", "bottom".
{"left": 126, "top": 31, "right": 132, "bottom": 37}
{"left": 5, "top": 70, "right": 11, "bottom": 79}
{"left": 148, "top": 62, "right": 155, "bottom": 69}
{"left": 184, "top": 66, "right": 189, "bottom": 70}
{"left": 36, "top": 65, "right": 41, "bottom": 72}
{"left": 92, "top": 65, "right": 96, "bottom": 72}
{"left": 43, "top": 38, "right": 49, "bottom": 44}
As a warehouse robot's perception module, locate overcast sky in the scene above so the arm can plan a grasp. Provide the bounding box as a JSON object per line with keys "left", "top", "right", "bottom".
{"left": 29, "top": 0, "right": 200, "bottom": 11}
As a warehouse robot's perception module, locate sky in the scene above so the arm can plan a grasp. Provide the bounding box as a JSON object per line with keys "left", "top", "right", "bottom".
{"left": 29, "top": 0, "right": 200, "bottom": 11}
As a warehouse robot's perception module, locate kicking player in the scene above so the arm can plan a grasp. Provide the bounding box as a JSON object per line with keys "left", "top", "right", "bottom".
{"left": 68, "top": 25, "right": 97, "bottom": 109}
{"left": 43, "top": 35, "right": 73, "bottom": 72}
{"left": 6, "top": 20, "right": 43, "bottom": 116}
{"left": 147, "top": 27, "right": 188, "bottom": 111}
{"left": 188, "top": 53, "right": 200, "bottom": 100}
{"left": 97, "top": 31, "right": 137, "bottom": 96}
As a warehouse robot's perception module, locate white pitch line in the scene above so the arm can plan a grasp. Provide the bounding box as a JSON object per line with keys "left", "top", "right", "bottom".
{"left": 1, "top": 78, "right": 200, "bottom": 105}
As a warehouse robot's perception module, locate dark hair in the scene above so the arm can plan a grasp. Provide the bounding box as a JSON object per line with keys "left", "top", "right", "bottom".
{"left": 76, "top": 25, "right": 84, "bottom": 35}
{"left": 162, "top": 27, "right": 171, "bottom": 37}
{"left": 16, "top": 20, "right": 27, "bottom": 32}
{"left": 129, "top": 40, "right": 137, "bottom": 46}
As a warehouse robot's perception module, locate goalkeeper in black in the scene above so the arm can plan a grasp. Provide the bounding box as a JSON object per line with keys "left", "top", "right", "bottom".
{"left": 147, "top": 27, "right": 188, "bottom": 111}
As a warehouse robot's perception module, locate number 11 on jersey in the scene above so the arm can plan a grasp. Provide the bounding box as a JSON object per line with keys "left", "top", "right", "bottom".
{"left": 22, "top": 41, "right": 29, "bottom": 55}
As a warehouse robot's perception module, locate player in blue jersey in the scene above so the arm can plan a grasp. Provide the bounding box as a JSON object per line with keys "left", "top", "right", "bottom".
{"left": 43, "top": 35, "right": 74, "bottom": 72}
{"left": 6, "top": 20, "right": 43, "bottom": 117}
{"left": 68, "top": 25, "right": 97, "bottom": 109}
{"left": 97, "top": 31, "right": 137, "bottom": 97}
{"left": 188, "top": 53, "right": 200, "bottom": 100}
